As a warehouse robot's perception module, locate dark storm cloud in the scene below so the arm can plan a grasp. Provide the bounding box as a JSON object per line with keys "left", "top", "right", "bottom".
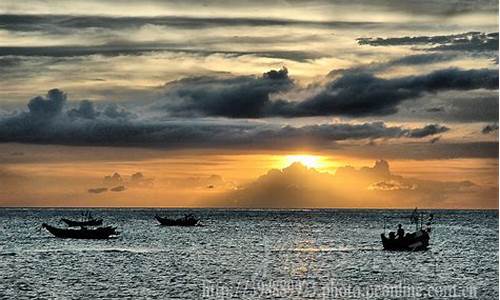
{"left": 287, "top": 68, "right": 498, "bottom": 117}
{"left": 26, "top": 89, "right": 67, "bottom": 119}
{"left": 357, "top": 32, "right": 498, "bottom": 53}
{"left": 272, "top": 122, "right": 447, "bottom": 141}
{"left": 162, "top": 67, "right": 498, "bottom": 118}
{"left": 0, "top": 89, "right": 449, "bottom": 148}
{"left": 102, "top": 104, "right": 135, "bottom": 119}
{"left": 161, "top": 68, "right": 293, "bottom": 118}
{"left": 482, "top": 123, "right": 499, "bottom": 134}
{"left": 68, "top": 100, "right": 99, "bottom": 119}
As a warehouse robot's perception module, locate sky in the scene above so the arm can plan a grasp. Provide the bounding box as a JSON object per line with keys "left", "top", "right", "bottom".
{"left": 0, "top": 0, "right": 498, "bottom": 208}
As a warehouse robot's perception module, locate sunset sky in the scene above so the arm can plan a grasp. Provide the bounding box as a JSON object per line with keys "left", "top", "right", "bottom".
{"left": 0, "top": 0, "right": 498, "bottom": 208}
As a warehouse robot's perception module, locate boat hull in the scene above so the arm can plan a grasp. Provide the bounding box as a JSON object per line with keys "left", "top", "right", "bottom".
{"left": 155, "top": 215, "right": 199, "bottom": 226}
{"left": 42, "top": 224, "right": 118, "bottom": 239}
{"left": 381, "top": 230, "right": 430, "bottom": 251}
{"left": 61, "top": 218, "right": 103, "bottom": 227}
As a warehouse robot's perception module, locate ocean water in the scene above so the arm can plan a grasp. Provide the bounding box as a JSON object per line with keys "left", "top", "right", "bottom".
{"left": 0, "top": 209, "right": 497, "bottom": 299}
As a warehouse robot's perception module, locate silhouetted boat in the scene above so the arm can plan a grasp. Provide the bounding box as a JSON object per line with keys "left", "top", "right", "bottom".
{"left": 381, "top": 208, "right": 433, "bottom": 251}
{"left": 155, "top": 214, "right": 199, "bottom": 226}
{"left": 61, "top": 218, "right": 103, "bottom": 227}
{"left": 42, "top": 223, "right": 119, "bottom": 239}
{"left": 381, "top": 230, "right": 430, "bottom": 251}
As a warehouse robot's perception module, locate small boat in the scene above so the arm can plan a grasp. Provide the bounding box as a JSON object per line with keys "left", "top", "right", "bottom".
{"left": 155, "top": 214, "right": 199, "bottom": 226}
{"left": 381, "top": 230, "right": 430, "bottom": 251}
{"left": 61, "top": 218, "right": 103, "bottom": 227}
{"left": 42, "top": 223, "right": 119, "bottom": 239}
{"left": 381, "top": 208, "right": 433, "bottom": 251}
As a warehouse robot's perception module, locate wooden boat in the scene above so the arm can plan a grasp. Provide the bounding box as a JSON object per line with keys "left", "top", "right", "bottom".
{"left": 155, "top": 214, "right": 199, "bottom": 226}
{"left": 42, "top": 223, "right": 119, "bottom": 239}
{"left": 381, "top": 209, "right": 433, "bottom": 251}
{"left": 381, "top": 230, "right": 430, "bottom": 251}
{"left": 61, "top": 218, "right": 103, "bottom": 227}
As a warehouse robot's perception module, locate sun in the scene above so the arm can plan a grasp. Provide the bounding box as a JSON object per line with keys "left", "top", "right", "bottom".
{"left": 283, "top": 155, "right": 323, "bottom": 169}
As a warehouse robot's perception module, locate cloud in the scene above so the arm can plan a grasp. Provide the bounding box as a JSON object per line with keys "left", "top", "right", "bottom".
{"left": 1, "top": 0, "right": 497, "bottom": 18}
{"left": 1, "top": 87, "right": 494, "bottom": 159}
{"left": 68, "top": 100, "right": 99, "bottom": 119}
{"left": 27, "top": 89, "right": 67, "bottom": 119}
{"left": 357, "top": 32, "right": 499, "bottom": 53}
{"left": 386, "top": 53, "right": 459, "bottom": 66}
{"left": 110, "top": 185, "right": 126, "bottom": 192}
{"left": 429, "top": 136, "right": 441, "bottom": 144}
{"left": 0, "top": 45, "right": 323, "bottom": 62}
{"left": 223, "top": 159, "right": 483, "bottom": 208}
{"left": 88, "top": 187, "right": 108, "bottom": 193}
{"left": 129, "top": 172, "right": 154, "bottom": 187}
{"left": 406, "top": 124, "right": 449, "bottom": 138}
{"left": 273, "top": 68, "right": 498, "bottom": 118}
{"left": 167, "top": 174, "right": 227, "bottom": 189}
{"left": 102, "top": 104, "right": 135, "bottom": 119}
{"left": 368, "top": 180, "right": 417, "bottom": 191}
{"left": 161, "top": 67, "right": 293, "bottom": 118}
{"left": 103, "top": 172, "right": 153, "bottom": 187}
{"left": 0, "top": 14, "right": 409, "bottom": 34}
{"left": 343, "top": 141, "right": 498, "bottom": 160}
{"left": 392, "top": 91, "right": 499, "bottom": 123}
{"left": 88, "top": 172, "right": 153, "bottom": 194}
{"left": 1, "top": 88, "right": 452, "bottom": 148}
{"left": 482, "top": 123, "right": 499, "bottom": 134}
{"left": 103, "top": 173, "right": 123, "bottom": 186}
{"left": 159, "top": 67, "right": 498, "bottom": 118}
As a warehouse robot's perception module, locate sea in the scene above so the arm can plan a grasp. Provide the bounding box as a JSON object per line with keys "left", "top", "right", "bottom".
{"left": 0, "top": 209, "right": 497, "bottom": 299}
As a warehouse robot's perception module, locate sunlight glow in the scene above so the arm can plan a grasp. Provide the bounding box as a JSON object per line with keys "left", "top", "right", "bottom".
{"left": 283, "top": 155, "right": 323, "bottom": 169}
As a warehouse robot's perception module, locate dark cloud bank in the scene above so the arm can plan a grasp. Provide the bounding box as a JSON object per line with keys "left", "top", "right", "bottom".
{"left": 0, "top": 63, "right": 497, "bottom": 158}
{"left": 160, "top": 67, "right": 498, "bottom": 118}
{"left": 0, "top": 89, "right": 448, "bottom": 148}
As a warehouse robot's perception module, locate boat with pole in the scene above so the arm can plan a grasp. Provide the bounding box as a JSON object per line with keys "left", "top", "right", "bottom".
{"left": 61, "top": 211, "right": 103, "bottom": 227}
{"left": 381, "top": 208, "right": 433, "bottom": 251}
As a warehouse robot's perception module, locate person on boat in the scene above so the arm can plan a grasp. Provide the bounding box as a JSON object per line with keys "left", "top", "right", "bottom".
{"left": 396, "top": 224, "right": 405, "bottom": 239}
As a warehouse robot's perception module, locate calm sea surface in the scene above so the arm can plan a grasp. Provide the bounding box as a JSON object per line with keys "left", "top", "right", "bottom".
{"left": 0, "top": 209, "right": 497, "bottom": 299}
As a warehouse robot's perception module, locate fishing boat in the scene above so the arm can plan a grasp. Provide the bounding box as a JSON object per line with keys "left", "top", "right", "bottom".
{"left": 61, "top": 211, "right": 103, "bottom": 227}
{"left": 42, "top": 223, "right": 119, "bottom": 239}
{"left": 155, "top": 214, "right": 199, "bottom": 226}
{"left": 61, "top": 218, "right": 103, "bottom": 227}
{"left": 381, "top": 229, "right": 430, "bottom": 251}
{"left": 381, "top": 208, "right": 433, "bottom": 251}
